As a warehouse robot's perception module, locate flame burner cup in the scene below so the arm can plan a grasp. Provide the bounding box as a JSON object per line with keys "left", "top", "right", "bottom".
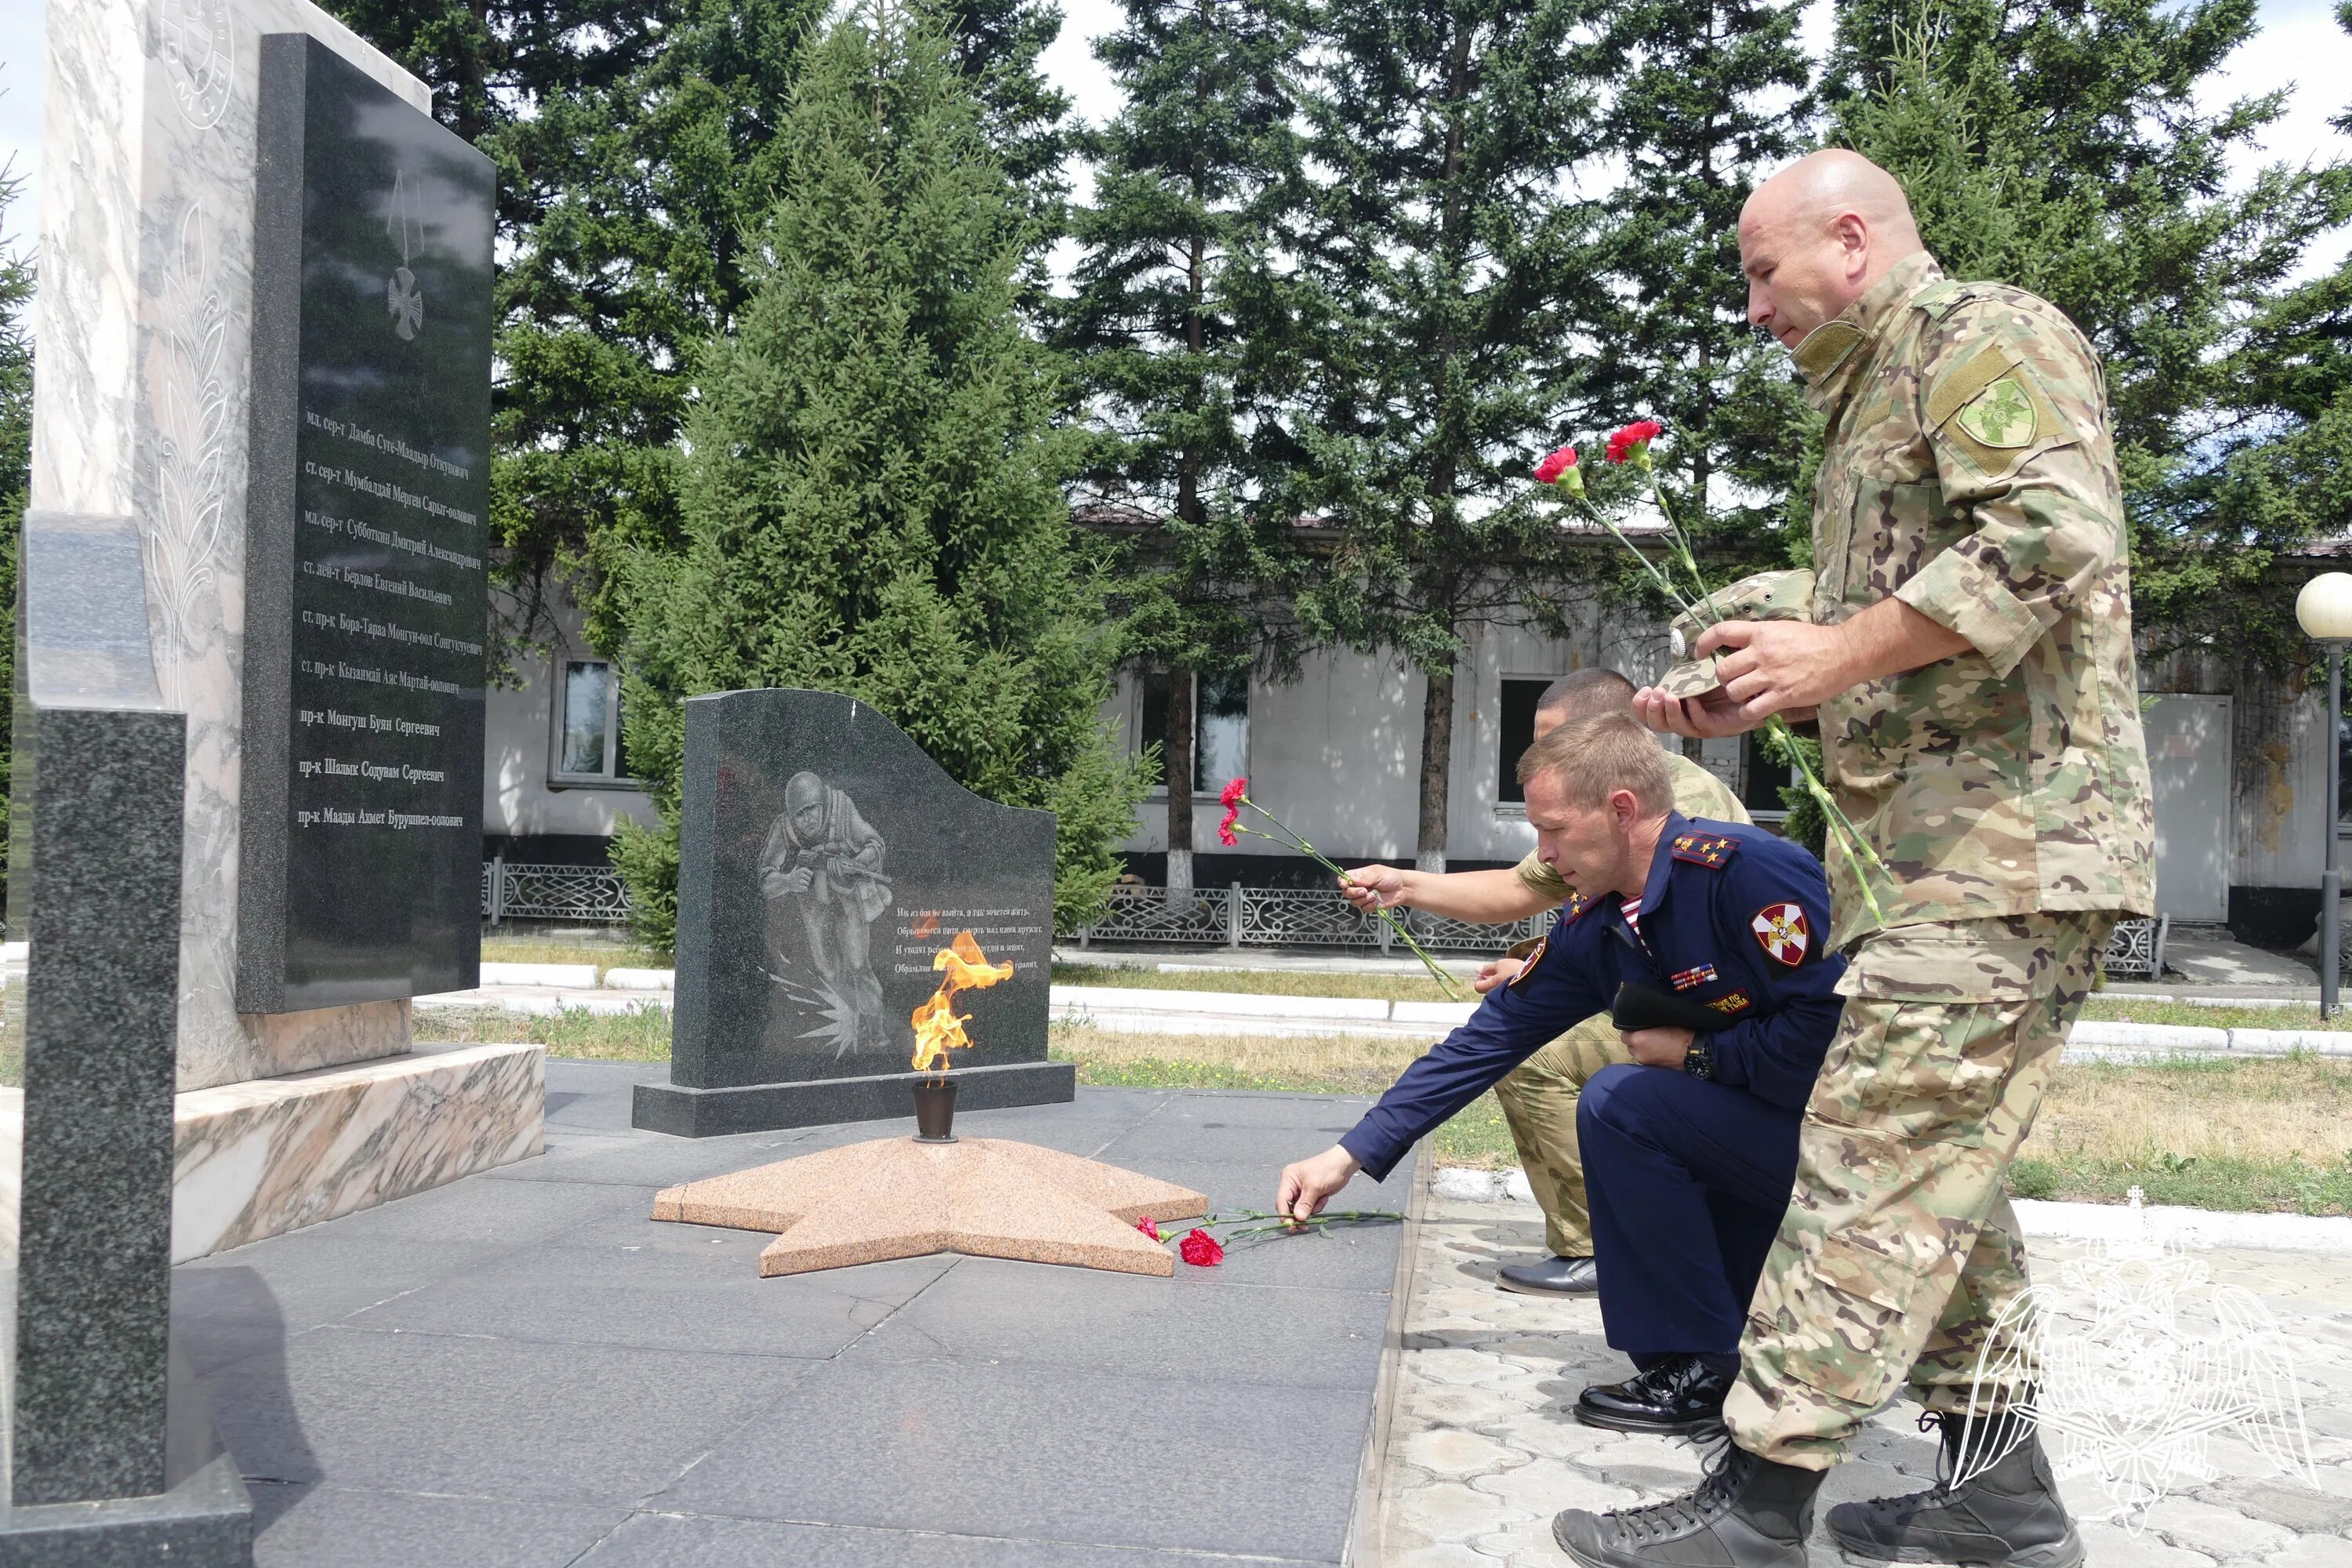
{"left": 912, "top": 1077, "right": 959, "bottom": 1142}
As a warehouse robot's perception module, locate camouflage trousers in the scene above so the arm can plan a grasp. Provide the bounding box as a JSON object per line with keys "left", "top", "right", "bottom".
{"left": 1492, "top": 1016, "right": 1630, "bottom": 1258}
{"left": 1723, "top": 911, "right": 2112, "bottom": 1470}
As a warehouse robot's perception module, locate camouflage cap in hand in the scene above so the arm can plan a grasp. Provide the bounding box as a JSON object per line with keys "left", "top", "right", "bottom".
{"left": 1654, "top": 569, "right": 1816, "bottom": 699}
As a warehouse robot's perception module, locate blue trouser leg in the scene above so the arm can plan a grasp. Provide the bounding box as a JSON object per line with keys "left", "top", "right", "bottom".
{"left": 1577, "top": 1062, "right": 1803, "bottom": 1360}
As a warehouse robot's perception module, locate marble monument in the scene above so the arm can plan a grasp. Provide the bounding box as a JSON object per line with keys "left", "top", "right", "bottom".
{"left": 23, "top": 0, "right": 540, "bottom": 1263}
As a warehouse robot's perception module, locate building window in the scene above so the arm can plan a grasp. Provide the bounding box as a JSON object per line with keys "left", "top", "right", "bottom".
{"left": 1497, "top": 677, "right": 1553, "bottom": 804}
{"left": 1138, "top": 670, "right": 1250, "bottom": 794}
{"left": 1740, "top": 730, "right": 1794, "bottom": 817}
{"left": 550, "top": 659, "right": 632, "bottom": 786}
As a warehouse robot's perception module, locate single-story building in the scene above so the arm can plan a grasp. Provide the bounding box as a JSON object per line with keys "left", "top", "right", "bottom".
{"left": 479, "top": 570, "right": 2344, "bottom": 949}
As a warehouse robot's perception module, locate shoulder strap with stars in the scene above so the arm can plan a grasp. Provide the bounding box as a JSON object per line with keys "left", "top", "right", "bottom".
{"left": 1669, "top": 832, "right": 1741, "bottom": 869}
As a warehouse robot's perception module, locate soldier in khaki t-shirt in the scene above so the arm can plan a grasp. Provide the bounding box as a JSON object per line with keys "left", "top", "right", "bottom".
{"left": 1341, "top": 670, "right": 1748, "bottom": 1297}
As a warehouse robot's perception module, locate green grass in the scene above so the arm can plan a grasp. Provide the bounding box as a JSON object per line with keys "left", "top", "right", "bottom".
{"left": 1053, "top": 962, "right": 1466, "bottom": 1003}
{"left": 425, "top": 1003, "right": 675, "bottom": 1060}
{"left": 479, "top": 933, "right": 672, "bottom": 981}
{"left": 2078, "top": 997, "right": 2346, "bottom": 1030}
{"left": 1055, "top": 966, "right": 2345, "bottom": 1030}
{"left": 2007, "top": 1152, "right": 2352, "bottom": 1215}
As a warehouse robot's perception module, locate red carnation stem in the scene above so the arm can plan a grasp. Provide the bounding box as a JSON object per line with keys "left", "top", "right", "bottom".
{"left": 1222, "top": 794, "right": 1465, "bottom": 1000}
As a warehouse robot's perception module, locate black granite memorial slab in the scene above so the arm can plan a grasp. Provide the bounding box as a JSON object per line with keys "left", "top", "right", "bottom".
{"left": 634, "top": 690, "right": 1075, "bottom": 1136}
{"left": 237, "top": 32, "right": 494, "bottom": 1013}
{"left": 1, "top": 510, "right": 252, "bottom": 1561}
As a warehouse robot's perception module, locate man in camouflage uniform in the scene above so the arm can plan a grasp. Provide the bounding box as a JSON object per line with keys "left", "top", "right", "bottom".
{"left": 1341, "top": 670, "right": 1748, "bottom": 1297}
{"left": 1551, "top": 147, "right": 2154, "bottom": 1568}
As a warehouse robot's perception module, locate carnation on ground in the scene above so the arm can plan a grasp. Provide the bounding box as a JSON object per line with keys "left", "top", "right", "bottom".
{"left": 1179, "top": 1227, "right": 1225, "bottom": 1266}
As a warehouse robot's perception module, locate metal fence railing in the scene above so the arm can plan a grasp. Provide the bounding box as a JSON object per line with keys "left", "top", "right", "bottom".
{"left": 1077, "top": 883, "right": 2169, "bottom": 978}
{"left": 481, "top": 861, "right": 634, "bottom": 925}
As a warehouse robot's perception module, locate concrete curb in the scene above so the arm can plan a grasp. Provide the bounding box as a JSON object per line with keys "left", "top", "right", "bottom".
{"left": 1432, "top": 1167, "right": 2352, "bottom": 1254}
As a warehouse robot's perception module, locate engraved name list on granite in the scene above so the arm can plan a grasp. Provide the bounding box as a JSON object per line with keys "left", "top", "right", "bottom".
{"left": 238, "top": 32, "right": 495, "bottom": 1011}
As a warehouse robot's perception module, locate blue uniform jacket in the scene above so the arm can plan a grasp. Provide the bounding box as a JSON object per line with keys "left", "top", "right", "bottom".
{"left": 1339, "top": 814, "right": 1847, "bottom": 1181}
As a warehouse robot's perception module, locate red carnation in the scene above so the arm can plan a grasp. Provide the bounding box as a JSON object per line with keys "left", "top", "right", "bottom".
{"left": 1605, "top": 419, "right": 1666, "bottom": 466}
{"left": 1178, "top": 1227, "right": 1225, "bottom": 1266}
{"left": 1135, "top": 1216, "right": 1161, "bottom": 1241}
{"left": 1220, "top": 777, "right": 1249, "bottom": 808}
{"left": 1218, "top": 816, "right": 1239, "bottom": 848}
{"left": 1533, "top": 444, "right": 1578, "bottom": 484}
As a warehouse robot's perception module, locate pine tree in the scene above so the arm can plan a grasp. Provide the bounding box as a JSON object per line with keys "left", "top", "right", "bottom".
{"left": 1832, "top": 0, "right": 2339, "bottom": 659}
{"left": 1063, "top": 0, "right": 1311, "bottom": 888}
{"left": 2190, "top": 2, "right": 2352, "bottom": 662}
{"left": 1279, "top": 0, "right": 1605, "bottom": 871}
{"left": 333, "top": 0, "right": 1075, "bottom": 661}
{"left": 325, "top": 0, "right": 688, "bottom": 663}
{"left": 608, "top": 2, "right": 1147, "bottom": 947}
{"left": 1575, "top": 0, "right": 1817, "bottom": 577}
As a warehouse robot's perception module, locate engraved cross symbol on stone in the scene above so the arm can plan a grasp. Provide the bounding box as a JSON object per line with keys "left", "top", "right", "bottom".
{"left": 386, "top": 172, "right": 424, "bottom": 341}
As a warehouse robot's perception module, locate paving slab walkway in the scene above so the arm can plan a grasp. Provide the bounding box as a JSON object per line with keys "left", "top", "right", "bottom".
{"left": 172, "top": 1069, "right": 1413, "bottom": 1567}
{"left": 1374, "top": 1192, "right": 2352, "bottom": 1567}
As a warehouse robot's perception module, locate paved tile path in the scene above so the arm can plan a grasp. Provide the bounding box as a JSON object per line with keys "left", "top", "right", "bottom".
{"left": 174, "top": 1068, "right": 1411, "bottom": 1567}
{"left": 1374, "top": 1192, "right": 2352, "bottom": 1566}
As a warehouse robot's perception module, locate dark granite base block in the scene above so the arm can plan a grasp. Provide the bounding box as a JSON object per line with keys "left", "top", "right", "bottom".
{"left": 0, "top": 1451, "right": 252, "bottom": 1567}
{"left": 632, "top": 1062, "right": 1076, "bottom": 1138}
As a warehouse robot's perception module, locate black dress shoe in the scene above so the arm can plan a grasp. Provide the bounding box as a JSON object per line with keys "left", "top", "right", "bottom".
{"left": 1576, "top": 1354, "right": 1733, "bottom": 1436}
{"left": 1497, "top": 1254, "right": 1599, "bottom": 1294}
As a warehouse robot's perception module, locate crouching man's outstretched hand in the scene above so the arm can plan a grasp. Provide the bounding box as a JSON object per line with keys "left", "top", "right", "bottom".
{"left": 1277, "top": 1145, "right": 1362, "bottom": 1224}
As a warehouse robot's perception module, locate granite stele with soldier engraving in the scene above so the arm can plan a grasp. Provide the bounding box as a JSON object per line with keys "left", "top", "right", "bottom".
{"left": 238, "top": 33, "right": 493, "bottom": 1011}
{"left": 635, "top": 688, "right": 1078, "bottom": 1136}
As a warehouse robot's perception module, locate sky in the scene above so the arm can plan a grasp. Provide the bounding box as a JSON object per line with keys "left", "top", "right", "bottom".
{"left": 2, "top": 0, "right": 2347, "bottom": 270}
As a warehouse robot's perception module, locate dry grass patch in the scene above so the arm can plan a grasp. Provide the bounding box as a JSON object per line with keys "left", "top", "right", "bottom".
{"left": 1047, "top": 1022, "right": 1517, "bottom": 1168}
{"left": 2014, "top": 1054, "right": 2352, "bottom": 1214}
{"left": 2034, "top": 1055, "right": 2352, "bottom": 1167}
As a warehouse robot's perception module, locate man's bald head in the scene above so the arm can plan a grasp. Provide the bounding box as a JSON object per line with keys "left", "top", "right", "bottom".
{"left": 1738, "top": 149, "right": 1926, "bottom": 350}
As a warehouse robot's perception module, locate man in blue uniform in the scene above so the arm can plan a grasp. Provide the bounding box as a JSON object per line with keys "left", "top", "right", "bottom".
{"left": 1278, "top": 711, "right": 1846, "bottom": 1434}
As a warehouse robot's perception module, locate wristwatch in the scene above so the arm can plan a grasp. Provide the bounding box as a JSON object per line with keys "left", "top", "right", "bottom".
{"left": 1682, "top": 1038, "right": 1716, "bottom": 1081}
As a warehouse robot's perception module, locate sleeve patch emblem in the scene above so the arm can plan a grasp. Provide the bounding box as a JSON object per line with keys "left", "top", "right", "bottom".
{"left": 1751, "top": 903, "right": 1811, "bottom": 967}
{"left": 1706, "top": 990, "right": 1751, "bottom": 1014}
{"left": 1955, "top": 376, "right": 2037, "bottom": 448}
{"left": 1669, "top": 963, "right": 1719, "bottom": 992}
{"left": 1508, "top": 935, "right": 1548, "bottom": 987}
{"left": 1671, "top": 833, "right": 1740, "bottom": 868}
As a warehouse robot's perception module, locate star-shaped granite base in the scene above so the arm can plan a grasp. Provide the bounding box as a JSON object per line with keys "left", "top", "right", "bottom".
{"left": 651, "top": 1138, "right": 1211, "bottom": 1278}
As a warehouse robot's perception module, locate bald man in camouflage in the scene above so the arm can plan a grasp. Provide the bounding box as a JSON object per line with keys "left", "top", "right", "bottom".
{"left": 1548, "top": 150, "right": 2154, "bottom": 1568}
